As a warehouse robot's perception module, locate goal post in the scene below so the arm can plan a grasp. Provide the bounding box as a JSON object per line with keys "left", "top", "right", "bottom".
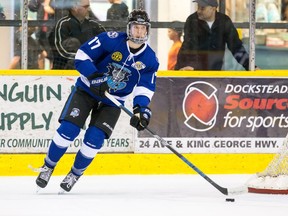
{"left": 247, "top": 134, "right": 288, "bottom": 194}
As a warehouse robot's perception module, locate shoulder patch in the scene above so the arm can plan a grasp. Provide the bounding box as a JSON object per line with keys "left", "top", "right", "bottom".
{"left": 112, "top": 52, "right": 123, "bottom": 61}
{"left": 132, "top": 61, "right": 146, "bottom": 70}
{"left": 107, "top": 31, "right": 119, "bottom": 38}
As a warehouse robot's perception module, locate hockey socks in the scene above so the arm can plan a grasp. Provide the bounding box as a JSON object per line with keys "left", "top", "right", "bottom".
{"left": 45, "top": 121, "right": 80, "bottom": 167}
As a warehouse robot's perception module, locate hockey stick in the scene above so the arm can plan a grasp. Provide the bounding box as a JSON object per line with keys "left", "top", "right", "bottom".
{"left": 105, "top": 91, "right": 248, "bottom": 196}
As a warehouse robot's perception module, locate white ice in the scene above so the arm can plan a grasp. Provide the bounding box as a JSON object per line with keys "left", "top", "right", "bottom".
{"left": 0, "top": 174, "right": 287, "bottom": 216}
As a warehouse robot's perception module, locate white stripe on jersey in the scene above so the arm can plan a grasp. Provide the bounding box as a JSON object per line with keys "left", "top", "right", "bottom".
{"left": 133, "top": 86, "right": 154, "bottom": 101}
{"left": 75, "top": 49, "right": 93, "bottom": 61}
{"left": 80, "top": 75, "right": 90, "bottom": 87}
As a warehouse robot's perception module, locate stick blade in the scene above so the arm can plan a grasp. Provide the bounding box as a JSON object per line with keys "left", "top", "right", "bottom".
{"left": 227, "top": 185, "right": 248, "bottom": 196}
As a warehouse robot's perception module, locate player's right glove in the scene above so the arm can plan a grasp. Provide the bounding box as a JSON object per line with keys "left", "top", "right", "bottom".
{"left": 130, "top": 105, "right": 152, "bottom": 131}
{"left": 87, "top": 73, "right": 109, "bottom": 98}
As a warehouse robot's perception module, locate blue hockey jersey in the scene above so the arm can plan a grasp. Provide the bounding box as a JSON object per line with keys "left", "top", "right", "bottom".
{"left": 74, "top": 31, "right": 159, "bottom": 108}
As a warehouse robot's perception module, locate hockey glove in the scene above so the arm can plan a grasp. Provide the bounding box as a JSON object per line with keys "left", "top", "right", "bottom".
{"left": 88, "top": 73, "right": 109, "bottom": 98}
{"left": 130, "top": 105, "right": 152, "bottom": 131}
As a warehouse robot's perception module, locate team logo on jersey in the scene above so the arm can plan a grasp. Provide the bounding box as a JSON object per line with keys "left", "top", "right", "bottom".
{"left": 111, "top": 52, "right": 122, "bottom": 62}
{"left": 106, "top": 62, "right": 131, "bottom": 91}
{"left": 70, "top": 108, "right": 80, "bottom": 118}
{"left": 107, "top": 31, "right": 119, "bottom": 38}
{"left": 182, "top": 81, "right": 219, "bottom": 132}
{"left": 131, "top": 61, "right": 146, "bottom": 70}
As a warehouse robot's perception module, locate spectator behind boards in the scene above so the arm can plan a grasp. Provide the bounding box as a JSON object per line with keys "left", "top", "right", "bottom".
{"left": 175, "top": 0, "right": 258, "bottom": 71}
{"left": 9, "top": 26, "right": 47, "bottom": 69}
{"left": 28, "top": 0, "right": 60, "bottom": 67}
{"left": 106, "top": 0, "right": 129, "bottom": 31}
{"left": 49, "top": 0, "right": 106, "bottom": 69}
{"left": 167, "top": 21, "right": 183, "bottom": 70}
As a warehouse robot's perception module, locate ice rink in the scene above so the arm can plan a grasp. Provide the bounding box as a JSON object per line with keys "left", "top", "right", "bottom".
{"left": 0, "top": 174, "right": 287, "bottom": 216}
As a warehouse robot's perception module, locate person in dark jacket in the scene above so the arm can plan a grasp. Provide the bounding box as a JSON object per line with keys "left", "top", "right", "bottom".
{"left": 49, "top": 0, "right": 106, "bottom": 69}
{"left": 107, "top": 0, "right": 129, "bottom": 20}
{"left": 9, "top": 26, "right": 46, "bottom": 69}
{"left": 28, "top": 0, "right": 71, "bottom": 67}
{"left": 106, "top": 0, "right": 129, "bottom": 32}
{"left": 175, "top": 0, "right": 257, "bottom": 71}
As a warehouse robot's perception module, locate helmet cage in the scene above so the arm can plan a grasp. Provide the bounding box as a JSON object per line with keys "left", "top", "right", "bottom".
{"left": 127, "top": 21, "right": 151, "bottom": 44}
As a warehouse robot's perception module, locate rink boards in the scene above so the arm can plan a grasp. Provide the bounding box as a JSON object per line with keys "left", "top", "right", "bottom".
{"left": 0, "top": 70, "right": 287, "bottom": 175}
{"left": 0, "top": 153, "right": 274, "bottom": 176}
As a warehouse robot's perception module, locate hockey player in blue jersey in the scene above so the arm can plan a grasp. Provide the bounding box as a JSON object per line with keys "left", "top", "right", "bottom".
{"left": 35, "top": 9, "right": 159, "bottom": 192}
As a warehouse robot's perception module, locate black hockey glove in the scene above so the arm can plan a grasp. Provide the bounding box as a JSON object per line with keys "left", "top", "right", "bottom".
{"left": 88, "top": 73, "right": 109, "bottom": 98}
{"left": 130, "top": 105, "right": 152, "bottom": 131}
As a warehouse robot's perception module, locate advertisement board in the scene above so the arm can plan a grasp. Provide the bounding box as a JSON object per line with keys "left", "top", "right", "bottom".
{"left": 0, "top": 76, "right": 133, "bottom": 153}
{"left": 1, "top": 72, "right": 287, "bottom": 154}
{"left": 136, "top": 77, "right": 288, "bottom": 153}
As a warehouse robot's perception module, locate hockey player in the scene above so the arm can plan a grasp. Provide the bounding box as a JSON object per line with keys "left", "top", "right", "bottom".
{"left": 35, "top": 9, "right": 159, "bottom": 192}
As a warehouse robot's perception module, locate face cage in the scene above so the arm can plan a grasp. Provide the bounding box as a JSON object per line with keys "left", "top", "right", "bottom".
{"left": 127, "top": 21, "right": 151, "bottom": 44}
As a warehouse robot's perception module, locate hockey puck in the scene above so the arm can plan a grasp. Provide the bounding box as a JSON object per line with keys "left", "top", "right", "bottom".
{"left": 225, "top": 198, "right": 235, "bottom": 202}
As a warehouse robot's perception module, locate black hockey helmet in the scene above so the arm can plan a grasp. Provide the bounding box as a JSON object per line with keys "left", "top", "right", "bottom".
{"left": 127, "top": 9, "right": 151, "bottom": 44}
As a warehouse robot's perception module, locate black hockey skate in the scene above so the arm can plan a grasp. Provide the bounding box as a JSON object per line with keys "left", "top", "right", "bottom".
{"left": 35, "top": 165, "right": 54, "bottom": 188}
{"left": 59, "top": 170, "right": 80, "bottom": 193}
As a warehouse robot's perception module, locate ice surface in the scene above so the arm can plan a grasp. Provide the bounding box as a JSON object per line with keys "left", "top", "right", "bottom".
{"left": 0, "top": 174, "right": 287, "bottom": 216}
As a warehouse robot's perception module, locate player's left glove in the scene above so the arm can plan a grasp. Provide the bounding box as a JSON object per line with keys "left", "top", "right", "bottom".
{"left": 87, "top": 73, "right": 109, "bottom": 98}
{"left": 130, "top": 105, "right": 152, "bottom": 131}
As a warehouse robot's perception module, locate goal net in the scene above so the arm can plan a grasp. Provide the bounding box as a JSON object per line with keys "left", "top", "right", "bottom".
{"left": 247, "top": 134, "right": 288, "bottom": 194}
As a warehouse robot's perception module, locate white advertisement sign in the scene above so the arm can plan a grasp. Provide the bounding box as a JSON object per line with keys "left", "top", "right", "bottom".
{"left": 0, "top": 76, "right": 133, "bottom": 153}
{"left": 135, "top": 137, "right": 282, "bottom": 153}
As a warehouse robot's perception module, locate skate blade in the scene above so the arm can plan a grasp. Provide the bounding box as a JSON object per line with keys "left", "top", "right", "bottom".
{"left": 28, "top": 164, "right": 40, "bottom": 172}
{"left": 36, "top": 186, "right": 42, "bottom": 193}
{"left": 58, "top": 188, "right": 66, "bottom": 195}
